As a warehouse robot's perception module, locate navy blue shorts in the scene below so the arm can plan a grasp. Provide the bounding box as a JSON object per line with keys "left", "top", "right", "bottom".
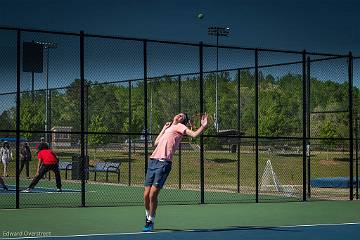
{"left": 144, "top": 159, "right": 172, "bottom": 189}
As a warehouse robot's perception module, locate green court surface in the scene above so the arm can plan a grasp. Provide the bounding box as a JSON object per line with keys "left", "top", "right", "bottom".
{"left": 0, "top": 201, "right": 359, "bottom": 238}
{"left": 0, "top": 177, "right": 302, "bottom": 209}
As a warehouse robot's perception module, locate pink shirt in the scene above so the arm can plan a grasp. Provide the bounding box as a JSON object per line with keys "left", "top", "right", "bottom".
{"left": 150, "top": 123, "right": 187, "bottom": 161}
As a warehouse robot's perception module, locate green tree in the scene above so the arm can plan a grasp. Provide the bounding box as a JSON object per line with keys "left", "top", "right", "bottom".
{"left": 19, "top": 92, "right": 46, "bottom": 140}
{"left": 320, "top": 120, "right": 337, "bottom": 160}
{"left": 0, "top": 110, "right": 15, "bottom": 131}
{"left": 88, "top": 115, "right": 109, "bottom": 159}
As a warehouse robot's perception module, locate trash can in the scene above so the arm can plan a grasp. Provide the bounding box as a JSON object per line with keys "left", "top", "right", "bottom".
{"left": 71, "top": 155, "right": 89, "bottom": 180}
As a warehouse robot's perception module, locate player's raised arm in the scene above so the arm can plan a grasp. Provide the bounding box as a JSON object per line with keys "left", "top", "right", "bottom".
{"left": 185, "top": 113, "right": 208, "bottom": 138}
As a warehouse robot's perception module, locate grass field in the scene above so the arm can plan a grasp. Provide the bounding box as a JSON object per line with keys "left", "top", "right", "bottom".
{"left": 0, "top": 141, "right": 356, "bottom": 209}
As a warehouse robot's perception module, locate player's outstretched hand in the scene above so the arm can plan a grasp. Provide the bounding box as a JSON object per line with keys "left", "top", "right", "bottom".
{"left": 201, "top": 113, "right": 208, "bottom": 128}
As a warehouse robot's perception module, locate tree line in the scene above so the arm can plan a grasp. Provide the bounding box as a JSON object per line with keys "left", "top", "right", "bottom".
{"left": 0, "top": 70, "right": 358, "bottom": 148}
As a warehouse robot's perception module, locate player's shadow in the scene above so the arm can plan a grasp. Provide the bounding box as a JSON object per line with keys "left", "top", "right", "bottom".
{"left": 207, "top": 158, "right": 236, "bottom": 163}
{"left": 277, "top": 154, "right": 302, "bottom": 157}
{"left": 333, "top": 157, "right": 350, "bottom": 162}
{"left": 157, "top": 226, "right": 299, "bottom": 233}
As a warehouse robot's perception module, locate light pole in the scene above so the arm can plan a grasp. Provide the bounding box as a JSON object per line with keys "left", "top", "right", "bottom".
{"left": 35, "top": 41, "right": 57, "bottom": 143}
{"left": 208, "top": 26, "right": 230, "bottom": 132}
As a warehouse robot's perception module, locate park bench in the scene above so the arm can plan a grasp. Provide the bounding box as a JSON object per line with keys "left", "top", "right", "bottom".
{"left": 89, "top": 161, "right": 121, "bottom": 183}
{"left": 58, "top": 161, "right": 72, "bottom": 180}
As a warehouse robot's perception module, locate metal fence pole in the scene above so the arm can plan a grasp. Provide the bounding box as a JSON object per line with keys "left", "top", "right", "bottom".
{"left": 306, "top": 56, "right": 311, "bottom": 199}
{"left": 237, "top": 69, "right": 241, "bottom": 193}
{"left": 143, "top": 40, "right": 148, "bottom": 174}
{"left": 348, "top": 52, "right": 354, "bottom": 200}
{"left": 199, "top": 42, "right": 205, "bottom": 204}
{"left": 356, "top": 116, "right": 359, "bottom": 199}
{"left": 80, "top": 30, "right": 86, "bottom": 207}
{"left": 16, "top": 29, "right": 21, "bottom": 209}
{"left": 128, "top": 80, "right": 132, "bottom": 186}
{"left": 255, "top": 49, "right": 259, "bottom": 203}
{"left": 302, "top": 50, "right": 307, "bottom": 201}
{"left": 178, "top": 75, "right": 182, "bottom": 189}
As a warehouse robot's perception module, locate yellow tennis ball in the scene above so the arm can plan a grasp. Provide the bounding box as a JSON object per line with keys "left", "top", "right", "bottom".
{"left": 197, "top": 13, "right": 204, "bottom": 19}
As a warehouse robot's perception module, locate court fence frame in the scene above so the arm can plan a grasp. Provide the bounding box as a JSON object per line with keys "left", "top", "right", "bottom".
{"left": 0, "top": 26, "right": 359, "bottom": 208}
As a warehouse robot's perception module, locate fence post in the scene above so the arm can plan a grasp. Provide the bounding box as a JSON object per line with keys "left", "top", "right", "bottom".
{"left": 302, "top": 50, "right": 307, "bottom": 201}
{"left": 80, "top": 30, "right": 86, "bottom": 207}
{"left": 237, "top": 69, "right": 241, "bottom": 193}
{"left": 128, "top": 80, "right": 132, "bottom": 186}
{"left": 199, "top": 42, "right": 204, "bottom": 204}
{"left": 255, "top": 49, "right": 259, "bottom": 203}
{"left": 178, "top": 75, "right": 182, "bottom": 189}
{"left": 348, "top": 52, "right": 354, "bottom": 200}
{"left": 306, "top": 56, "right": 311, "bottom": 199}
{"left": 356, "top": 116, "right": 359, "bottom": 199}
{"left": 143, "top": 40, "right": 148, "bottom": 174}
{"left": 16, "top": 29, "right": 21, "bottom": 209}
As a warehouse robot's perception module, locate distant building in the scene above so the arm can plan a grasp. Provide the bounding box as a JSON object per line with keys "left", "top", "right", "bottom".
{"left": 51, "top": 126, "right": 72, "bottom": 147}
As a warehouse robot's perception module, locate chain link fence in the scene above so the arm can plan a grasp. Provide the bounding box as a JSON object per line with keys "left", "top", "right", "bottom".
{"left": 0, "top": 27, "right": 358, "bottom": 209}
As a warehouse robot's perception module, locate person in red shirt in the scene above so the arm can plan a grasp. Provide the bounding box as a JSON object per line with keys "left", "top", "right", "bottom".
{"left": 23, "top": 143, "right": 62, "bottom": 192}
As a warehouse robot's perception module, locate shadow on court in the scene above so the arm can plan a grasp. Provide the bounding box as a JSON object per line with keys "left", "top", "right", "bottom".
{"left": 3, "top": 224, "right": 357, "bottom": 240}
{"left": 157, "top": 225, "right": 298, "bottom": 233}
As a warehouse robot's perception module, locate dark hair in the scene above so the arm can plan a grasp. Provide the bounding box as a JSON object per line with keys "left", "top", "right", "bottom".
{"left": 3, "top": 141, "right": 9, "bottom": 148}
{"left": 180, "top": 113, "right": 189, "bottom": 125}
{"left": 38, "top": 142, "right": 49, "bottom": 151}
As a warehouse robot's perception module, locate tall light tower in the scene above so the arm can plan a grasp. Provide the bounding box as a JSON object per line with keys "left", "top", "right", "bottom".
{"left": 35, "top": 41, "right": 58, "bottom": 143}
{"left": 208, "top": 26, "right": 230, "bottom": 132}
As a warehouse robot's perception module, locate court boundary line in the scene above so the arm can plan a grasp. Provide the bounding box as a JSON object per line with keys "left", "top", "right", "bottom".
{"left": 2, "top": 222, "right": 360, "bottom": 239}
{"left": 0, "top": 185, "right": 96, "bottom": 194}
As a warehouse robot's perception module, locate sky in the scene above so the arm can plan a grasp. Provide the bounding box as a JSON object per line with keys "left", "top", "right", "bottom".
{"left": 0, "top": 0, "right": 359, "bottom": 111}
{"left": 1, "top": 0, "right": 359, "bottom": 54}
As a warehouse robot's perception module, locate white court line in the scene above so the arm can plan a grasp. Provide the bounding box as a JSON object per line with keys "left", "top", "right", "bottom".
{"left": 1, "top": 222, "right": 360, "bottom": 239}
{"left": 3, "top": 186, "right": 95, "bottom": 194}
{"left": 274, "top": 222, "right": 360, "bottom": 228}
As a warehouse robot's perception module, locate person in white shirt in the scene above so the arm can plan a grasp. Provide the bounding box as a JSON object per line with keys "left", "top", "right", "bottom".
{"left": 0, "top": 141, "right": 12, "bottom": 177}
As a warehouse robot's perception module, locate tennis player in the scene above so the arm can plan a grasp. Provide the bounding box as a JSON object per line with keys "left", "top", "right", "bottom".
{"left": 22, "top": 143, "right": 62, "bottom": 192}
{"left": 143, "top": 112, "right": 208, "bottom": 232}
